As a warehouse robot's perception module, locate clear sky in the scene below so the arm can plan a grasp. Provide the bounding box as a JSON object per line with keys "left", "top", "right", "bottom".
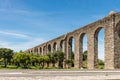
{"left": 0, "top": 0, "right": 120, "bottom": 59}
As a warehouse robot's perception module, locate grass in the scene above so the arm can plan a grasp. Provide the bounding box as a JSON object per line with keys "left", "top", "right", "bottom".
{"left": 0, "top": 65, "right": 59, "bottom": 70}
{"left": 98, "top": 65, "right": 104, "bottom": 69}
{"left": 0, "top": 63, "right": 104, "bottom": 70}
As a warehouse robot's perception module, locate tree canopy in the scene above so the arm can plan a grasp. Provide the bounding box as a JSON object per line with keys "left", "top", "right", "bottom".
{"left": 0, "top": 48, "right": 14, "bottom": 67}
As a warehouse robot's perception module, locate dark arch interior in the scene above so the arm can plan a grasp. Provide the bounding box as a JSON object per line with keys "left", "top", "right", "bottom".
{"left": 39, "top": 47, "right": 42, "bottom": 55}
{"left": 53, "top": 42, "right": 57, "bottom": 52}
{"left": 43, "top": 46, "right": 46, "bottom": 55}
{"left": 48, "top": 44, "right": 51, "bottom": 53}
{"left": 68, "top": 37, "right": 74, "bottom": 67}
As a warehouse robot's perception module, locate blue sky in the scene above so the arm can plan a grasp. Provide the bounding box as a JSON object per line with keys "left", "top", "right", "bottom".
{"left": 0, "top": 0, "right": 120, "bottom": 59}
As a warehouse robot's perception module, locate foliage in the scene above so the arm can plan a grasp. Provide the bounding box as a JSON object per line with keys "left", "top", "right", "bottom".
{"left": 0, "top": 48, "right": 66, "bottom": 69}
{"left": 30, "top": 55, "right": 38, "bottom": 66}
{"left": 82, "top": 50, "right": 88, "bottom": 68}
{"left": 14, "top": 52, "right": 30, "bottom": 68}
{"left": 57, "top": 51, "right": 64, "bottom": 68}
{"left": 82, "top": 50, "right": 105, "bottom": 69}
{"left": 43, "top": 55, "right": 50, "bottom": 67}
{"left": 98, "top": 59, "right": 104, "bottom": 69}
{"left": 83, "top": 50, "right": 87, "bottom": 61}
{"left": 0, "top": 48, "right": 14, "bottom": 67}
{"left": 98, "top": 59, "right": 104, "bottom": 65}
{"left": 65, "top": 59, "right": 71, "bottom": 65}
{"left": 50, "top": 52, "right": 58, "bottom": 67}
{"left": 37, "top": 56, "right": 44, "bottom": 66}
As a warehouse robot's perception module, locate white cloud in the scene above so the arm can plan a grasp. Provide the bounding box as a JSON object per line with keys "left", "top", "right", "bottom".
{"left": 0, "top": 38, "right": 45, "bottom": 52}
{"left": 0, "top": 30, "right": 46, "bottom": 51}
{"left": 0, "top": 30, "right": 29, "bottom": 38}
{"left": 92, "top": 15, "right": 105, "bottom": 20}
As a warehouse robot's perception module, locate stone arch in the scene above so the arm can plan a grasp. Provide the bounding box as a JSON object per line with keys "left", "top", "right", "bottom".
{"left": 28, "top": 50, "right": 30, "bottom": 53}
{"left": 48, "top": 44, "right": 51, "bottom": 53}
{"left": 30, "top": 49, "right": 33, "bottom": 53}
{"left": 43, "top": 46, "right": 46, "bottom": 55}
{"left": 94, "top": 27, "right": 105, "bottom": 69}
{"left": 53, "top": 42, "right": 58, "bottom": 52}
{"left": 79, "top": 33, "right": 88, "bottom": 68}
{"left": 37, "top": 48, "right": 40, "bottom": 55}
{"left": 79, "top": 33, "right": 86, "bottom": 43}
{"left": 39, "top": 47, "right": 42, "bottom": 55}
{"left": 60, "top": 40, "right": 65, "bottom": 52}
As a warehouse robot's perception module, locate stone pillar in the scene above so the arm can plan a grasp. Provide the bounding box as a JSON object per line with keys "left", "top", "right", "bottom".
{"left": 57, "top": 42, "right": 61, "bottom": 51}
{"left": 46, "top": 44, "right": 48, "bottom": 54}
{"left": 63, "top": 40, "right": 67, "bottom": 68}
{"left": 56, "top": 42, "right": 61, "bottom": 68}
{"left": 66, "top": 38, "right": 72, "bottom": 68}
{"left": 87, "top": 33, "right": 95, "bottom": 69}
{"left": 104, "top": 25, "right": 114, "bottom": 69}
{"left": 51, "top": 43, "right": 54, "bottom": 53}
{"left": 105, "top": 15, "right": 120, "bottom": 69}
{"left": 74, "top": 36, "right": 82, "bottom": 69}
{"left": 41, "top": 47, "right": 43, "bottom": 56}
{"left": 94, "top": 30, "right": 99, "bottom": 69}
{"left": 38, "top": 47, "right": 40, "bottom": 56}
{"left": 39, "top": 47, "right": 41, "bottom": 56}
{"left": 32, "top": 48, "right": 35, "bottom": 53}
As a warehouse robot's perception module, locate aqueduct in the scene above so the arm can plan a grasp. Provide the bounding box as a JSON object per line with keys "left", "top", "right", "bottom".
{"left": 25, "top": 12, "right": 120, "bottom": 69}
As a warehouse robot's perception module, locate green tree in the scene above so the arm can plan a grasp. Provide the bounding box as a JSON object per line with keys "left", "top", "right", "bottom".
{"left": 82, "top": 50, "right": 87, "bottom": 68}
{"left": 14, "top": 52, "right": 30, "bottom": 68}
{"left": 65, "top": 59, "right": 71, "bottom": 68}
{"left": 83, "top": 50, "right": 87, "bottom": 61}
{"left": 30, "top": 55, "right": 38, "bottom": 66}
{"left": 57, "top": 51, "right": 64, "bottom": 68}
{"left": 51, "top": 52, "right": 58, "bottom": 67}
{"left": 98, "top": 59, "right": 104, "bottom": 69}
{"left": 0, "top": 48, "right": 14, "bottom": 67}
{"left": 43, "top": 55, "right": 50, "bottom": 67}
{"left": 37, "top": 56, "right": 44, "bottom": 66}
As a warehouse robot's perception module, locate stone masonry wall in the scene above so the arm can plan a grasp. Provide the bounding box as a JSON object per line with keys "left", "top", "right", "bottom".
{"left": 25, "top": 12, "right": 120, "bottom": 69}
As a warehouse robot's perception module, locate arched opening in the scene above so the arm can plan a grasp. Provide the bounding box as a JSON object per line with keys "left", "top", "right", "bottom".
{"left": 60, "top": 40, "right": 65, "bottom": 52}
{"left": 40, "top": 47, "right": 42, "bottom": 56}
{"left": 68, "top": 37, "right": 74, "bottom": 67}
{"left": 80, "top": 33, "right": 88, "bottom": 69}
{"left": 31, "top": 50, "right": 33, "bottom": 53}
{"left": 37, "top": 48, "right": 40, "bottom": 55}
{"left": 43, "top": 46, "right": 46, "bottom": 55}
{"left": 48, "top": 44, "right": 51, "bottom": 53}
{"left": 94, "top": 27, "right": 105, "bottom": 69}
{"left": 53, "top": 42, "right": 58, "bottom": 52}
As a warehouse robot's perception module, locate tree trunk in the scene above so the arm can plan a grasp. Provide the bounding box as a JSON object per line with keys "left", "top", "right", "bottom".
{"left": 4, "top": 59, "right": 7, "bottom": 68}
